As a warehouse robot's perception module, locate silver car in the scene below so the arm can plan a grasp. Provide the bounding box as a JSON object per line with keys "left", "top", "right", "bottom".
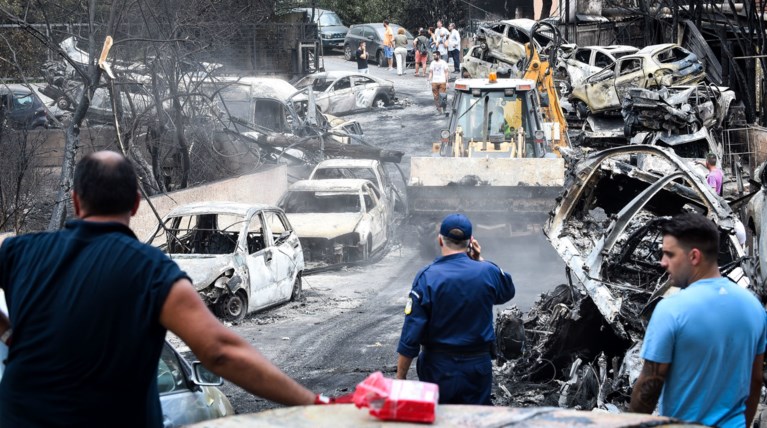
{"left": 160, "top": 341, "right": 234, "bottom": 427}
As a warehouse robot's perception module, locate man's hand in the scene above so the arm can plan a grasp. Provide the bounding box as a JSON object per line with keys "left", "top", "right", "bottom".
{"left": 629, "top": 360, "right": 669, "bottom": 413}
{"left": 468, "top": 237, "right": 482, "bottom": 261}
{"left": 396, "top": 354, "right": 414, "bottom": 380}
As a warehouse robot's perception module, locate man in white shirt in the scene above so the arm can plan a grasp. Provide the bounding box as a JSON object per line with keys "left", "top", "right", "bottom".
{"left": 447, "top": 23, "right": 461, "bottom": 73}
{"left": 429, "top": 51, "right": 450, "bottom": 115}
{"left": 435, "top": 20, "right": 449, "bottom": 58}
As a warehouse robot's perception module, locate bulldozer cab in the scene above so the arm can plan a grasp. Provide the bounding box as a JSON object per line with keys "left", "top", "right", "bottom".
{"left": 442, "top": 78, "right": 551, "bottom": 159}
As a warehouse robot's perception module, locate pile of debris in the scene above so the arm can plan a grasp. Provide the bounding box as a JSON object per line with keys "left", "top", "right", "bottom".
{"left": 494, "top": 145, "right": 758, "bottom": 411}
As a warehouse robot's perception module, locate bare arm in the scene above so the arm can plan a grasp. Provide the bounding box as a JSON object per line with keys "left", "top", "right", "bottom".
{"left": 746, "top": 353, "right": 764, "bottom": 426}
{"left": 629, "top": 359, "right": 670, "bottom": 414}
{"left": 396, "top": 354, "right": 413, "bottom": 380}
{"left": 160, "top": 280, "right": 315, "bottom": 406}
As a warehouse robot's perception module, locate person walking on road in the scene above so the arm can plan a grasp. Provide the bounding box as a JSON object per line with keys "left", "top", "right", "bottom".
{"left": 447, "top": 23, "right": 461, "bottom": 73}
{"left": 428, "top": 51, "right": 449, "bottom": 114}
{"left": 629, "top": 213, "right": 766, "bottom": 427}
{"left": 394, "top": 27, "right": 409, "bottom": 76}
{"left": 383, "top": 20, "right": 394, "bottom": 71}
{"left": 414, "top": 29, "right": 430, "bottom": 77}
{"left": 396, "top": 214, "right": 515, "bottom": 404}
{"left": 0, "top": 151, "right": 320, "bottom": 427}
{"left": 704, "top": 153, "right": 723, "bottom": 195}
{"left": 356, "top": 41, "right": 369, "bottom": 74}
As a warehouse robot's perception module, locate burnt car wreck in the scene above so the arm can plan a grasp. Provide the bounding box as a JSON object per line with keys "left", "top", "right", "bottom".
{"left": 494, "top": 145, "right": 758, "bottom": 410}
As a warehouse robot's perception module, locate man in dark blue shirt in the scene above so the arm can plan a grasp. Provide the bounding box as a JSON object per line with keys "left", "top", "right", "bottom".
{"left": 0, "top": 151, "right": 316, "bottom": 427}
{"left": 396, "top": 214, "right": 515, "bottom": 404}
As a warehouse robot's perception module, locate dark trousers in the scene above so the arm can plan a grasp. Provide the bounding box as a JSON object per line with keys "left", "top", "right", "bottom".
{"left": 416, "top": 351, "right": 492, "bottom": 405}
{"left": 448, "top": 49, "right": 460, "bottom": 72}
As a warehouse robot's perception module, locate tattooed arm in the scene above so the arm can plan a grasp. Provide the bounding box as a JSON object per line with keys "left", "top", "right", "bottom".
{"left": 629, "top": 359, "right": 670, "bottom": 414}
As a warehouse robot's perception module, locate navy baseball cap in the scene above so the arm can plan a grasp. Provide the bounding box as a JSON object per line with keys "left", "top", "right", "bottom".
{"left": 440, "top": 214, "right": 472, "bottom": 241}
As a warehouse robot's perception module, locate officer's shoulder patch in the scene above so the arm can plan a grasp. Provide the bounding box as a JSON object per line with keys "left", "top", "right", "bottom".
{"left": 405, "top": 298, "right": 413, "bottom": 315}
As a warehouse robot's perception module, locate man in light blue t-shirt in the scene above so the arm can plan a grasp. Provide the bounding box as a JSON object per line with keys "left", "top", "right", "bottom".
{"left": 630, "top": 213, "right": 766, "bottom": 428}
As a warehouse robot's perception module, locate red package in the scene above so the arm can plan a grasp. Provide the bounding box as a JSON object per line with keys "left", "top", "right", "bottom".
{"left": 352, "top": 371, "right": 439, "bottom": 423}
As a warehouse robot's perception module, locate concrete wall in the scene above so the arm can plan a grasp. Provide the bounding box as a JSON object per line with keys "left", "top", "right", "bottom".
{"left": 131, "top": 165, "right": 288, "bottom": 240}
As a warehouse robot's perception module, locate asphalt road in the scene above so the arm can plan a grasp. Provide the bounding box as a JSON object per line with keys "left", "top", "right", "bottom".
{"left": 173, "top": 50, "right": 567, "bottom": 414}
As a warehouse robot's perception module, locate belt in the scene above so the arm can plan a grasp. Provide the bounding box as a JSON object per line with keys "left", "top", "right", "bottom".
{"left": 423, "top": 343, "right": 492, "bottom": 357}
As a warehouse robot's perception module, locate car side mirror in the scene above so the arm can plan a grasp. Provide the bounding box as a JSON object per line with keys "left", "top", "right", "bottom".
{"left": 192, "top": 362, "right": 224, "bottom": 386}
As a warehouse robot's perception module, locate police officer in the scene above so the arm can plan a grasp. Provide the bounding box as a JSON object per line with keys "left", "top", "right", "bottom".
{"left": 395, "top": 214, "right": 515, "bottom": 404}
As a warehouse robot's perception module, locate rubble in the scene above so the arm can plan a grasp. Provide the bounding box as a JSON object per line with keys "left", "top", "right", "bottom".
{"left": 494, "top": 145, "right": 758, "bottom": 411}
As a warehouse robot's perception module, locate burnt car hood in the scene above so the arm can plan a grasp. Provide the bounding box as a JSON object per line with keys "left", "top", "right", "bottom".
{"left": 545, "top": 145, "right": 750, "bottom": 339}
{"left": 288, "top": 213, "right": 362, "bottom": 239}
{"left": 172, "top": 255, "right": 236, "bottom": 291}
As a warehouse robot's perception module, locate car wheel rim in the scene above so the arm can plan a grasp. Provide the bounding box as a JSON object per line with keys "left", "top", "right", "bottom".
{"left": 227, "top": 295, "right": 243, "bottom": 317}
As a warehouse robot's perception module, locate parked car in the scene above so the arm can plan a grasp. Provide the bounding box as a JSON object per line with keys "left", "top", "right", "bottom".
{"left": 278, "top": 179, "right": 390, "bottom": 264}
{"left": 159, "top": 341, "right": 234, "bottom": 427}
{"left": 557, "top": 45, "right": 639, "bottom": 91}
{"left": 308, "top": 158, "right": 401, "bottom": 216}
{"left": 0, "top": 84, "right": 58, "bottom": 129}
{"left": 294, "top": 71, "right": 395, "bottom": 115}
{"left": 343, "top": 23, "right": 415, "bottom": 68}
{"left": 147, "top": 202, "right": 305, "bottom": 321}
{"left": 461, "top": 45, "right": 507, "bottom": 78}
{"left": 569, "top": 43, "right": 706, "bottom": 116}
{"left": 475, "top": 19, "right": 555, "bottom": 68}
{"left": 293, "top": 8, "right": 348, "bottom": 50}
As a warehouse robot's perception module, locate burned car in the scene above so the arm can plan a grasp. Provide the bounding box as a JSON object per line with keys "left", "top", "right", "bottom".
{"left": 294, "top": 71, "right": 395, "bottom": 115}
{"left": 279, "top": 179, "right": 389, "bottom": 265}
{"left": 159, "top": 341, "right": 234, "bottom": 427}
{"left": 623, "top": 83, "right": 738, "bottom": 136}
{"left": 557, "top": 45, "right": 638, "bottom": 92}
{"left": 494, "top": 145, "right": 754, "bottom": 410}
{"left": 309, "top": 158, "right": 401, "bottom": 216}
{"left": 633, "top": 128, "right": 722, "bottom": 180}
{"left": 570, "top": 44, "right": 705, "bottom": 116}
{"left": 461, "top": 45, "right": 509, "bottom": 78}
{"left": 746, "top": 162, "right": 767, "bottom": 289}
{"left": 147, "top": 202, "right": 304, "bottom": 321}
{"left": 475, "top": 19, "right": 554, "bottom": 68}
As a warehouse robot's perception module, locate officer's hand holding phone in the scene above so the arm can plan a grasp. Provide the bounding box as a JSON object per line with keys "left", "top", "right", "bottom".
{"left": 467, "top": 237, "right": 482, "bottom": 261}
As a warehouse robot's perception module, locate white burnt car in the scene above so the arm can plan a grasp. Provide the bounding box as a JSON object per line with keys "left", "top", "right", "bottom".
{"left": 461, "top": 45, "right": 507, "bottom": 78}
{"left": 147, "top": 202, "right": 304, "bottom": 321}
{"left": 557, "top": 45, "right": 638, "bottom": 91}
{"left": 279, "top": 179, "right": 389, "bottom": 264}
{"left": 475, "top": 18, "right": 554, "bottom": 68}
{"left": 294, "top": 71, "right": 395, "bottom": 115}
{"left": 570, "top": 44, "right": 705, "bottom": 116}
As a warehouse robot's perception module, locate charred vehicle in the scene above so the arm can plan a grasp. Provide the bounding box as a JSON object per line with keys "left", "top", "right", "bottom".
{"left": 279, "top": 179, "right": 389, "bottom": 265}
{"left": 633, "top": 128, "right": 722, "bottom": 180}
{"left": 475, "top": 19, "right": 555, "bottom": 70}
{"left": 570, "top": 44, "right": 705, "bottom": 117}
{"left": 557, "top": 45, "right": 638, "bottom": 92}
{"left": 159, "top": 341, "right": 234, "bottom": 427}
{"left": 407, "top": 77, "right": 567, "bottom": 245}
{"left": 494, "top": 145, "right": 755, "bottom": 410}
{"left": 580, "top": 115, "right": 627, "bottom": 148}
{"left": 461, "top": 45, "right": 508, "bottom": 79}
{"left": 746, "top": 162, "right": 767, "bottom": 288}
{"left": 294, "top": 71, "right": 395, "bottom": 115}
{"left": 147, "top": 202, "right": 304, "bottom": 322}
{"left": 623, "top": 83, "right": 738, "bottom": 136}
{"left": 308, "top": 158, "right": 401, "bottom": 216}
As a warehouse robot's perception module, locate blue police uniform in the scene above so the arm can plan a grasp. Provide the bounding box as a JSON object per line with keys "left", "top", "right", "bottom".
{"left": 397, "top": 252, "right": 515, "bottom": 404}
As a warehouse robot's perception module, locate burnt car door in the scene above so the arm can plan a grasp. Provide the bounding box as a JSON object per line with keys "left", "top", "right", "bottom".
{"left": 363, "top": 183, "right": 387, "bottom": 250}
{"left": 581, "top": 66, "right": 619, "bottom": 112}
{"left": 326, "top": 76, "right": 354, "bottom": 115}
{"left": 351, "top": 75, "right": 380, "bottom": 109}
{"left": 614, "top": 57, "right": 645, "bottom": 100}
{"left": 261, "top": 210, "right": 301, "bottom": 302}
{"left": 243, "top": 211, "right": 280, "bottom": 311}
